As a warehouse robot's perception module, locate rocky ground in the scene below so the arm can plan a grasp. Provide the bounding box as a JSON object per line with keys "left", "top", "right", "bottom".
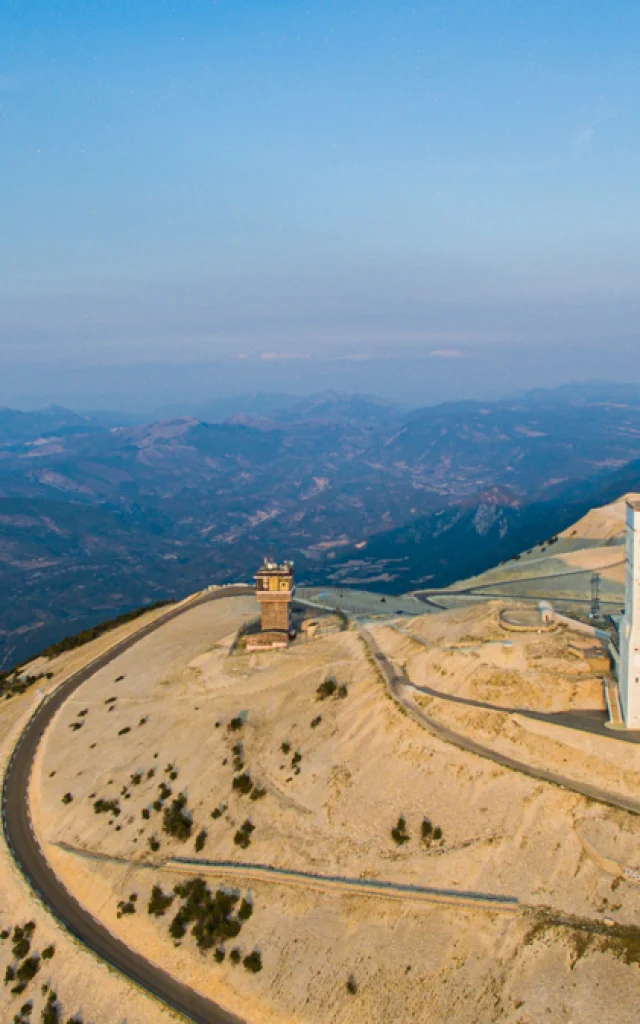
{"left": 11, "top": 593, "right": 640, "bottom": 1023}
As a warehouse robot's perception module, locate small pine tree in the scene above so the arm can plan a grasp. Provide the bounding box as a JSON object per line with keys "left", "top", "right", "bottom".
{"left": 391, "top": 816, "right": 410, "bottom": 845}
{"left": 243, "top": 950, "right": 262, "bottom": 973}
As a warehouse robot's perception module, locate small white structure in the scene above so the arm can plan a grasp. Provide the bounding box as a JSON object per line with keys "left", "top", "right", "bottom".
{"left": 618, "top": 497, "right": 640, "bottom": 728}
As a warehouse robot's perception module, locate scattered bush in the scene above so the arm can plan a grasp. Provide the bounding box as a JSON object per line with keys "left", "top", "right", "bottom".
{"left": 310, "top": 716, "right": 322, "bottom": 728}
{"left": 228, "top": 717, "right": 243, "bottom": 732}
{"left": 16, "top": 956, "right": 40, "bottom": 984}
{"left": 280, "top": 741, "right": 291, "bottom": 754}
{"left": 346, "top": 975, "right": 358, "bottom": 995}
{"left": 169, "top": 878, "right": 247, "bottom": 951}
{"left": 61, "top": 793, "right": 73, "bottom": 805}
{"left": 420, "top": 818, "right": 443, "bottom": 845}
{"left": 391, "top": 816, "right": 410, "bottom": 845}
{"left": 214, "top": 947, "right": 225, "bottom": 963}
{"left": 4, "top": 965, "right": 15, "bottom": 984}
{"left": 211, "top": 804, "right": 227, "bottom": 820}
{"left": 14, "top": 1000, "right": 33, "bottom": 1024}
{"left": 229, "top": 948, "right": 242, "bottom": 964}
{"left": 117, "top": 899, "right": 136, "bottom": 917}
{"left": 93, "top": 798, "right": 120, "bottom": 817}
{"left": 238, "top": 898, "right": 253, "bottom": 921}
{"left": 41, "top": 990, "right": 60, "bottom": 1024}
{"left": 316, "top": 678, "right": 337, "bottom": 700}
{"left": 163, "top": 794, "right": 192, "bottom": 841}
{"left": 117, "top": 727, "right": 131, "bottom": 736}
{"left": 141, "top": 808, "right": 150, "bottom": 820}
{"left": 234, "top": 820, "right": 255, "bottom": 849}
{"left": 337, "top": 684, "right": 348, "bottom": 699}
{"left": 243, "top": 950, "right": 262, "bottom": 973}
{"left": 41, "top": 946, "right": 55, "bottom": 961}
{"left": 250, "top": 785, "right": 266, "bottom": 801}
{"left": 195, "top": 830, "right": 207, "bottom": 853}
{"left": 148, "top": 836, "right": 161, "bottom": 853}
{"left": 232, "top": 772, "right": 253, "bottom": 796}
{"left": 130, "top": 773, "right": 142, "bottom": 786}
{"left": 12, "top": 926, "right": 32, "bottom": 960}
{"left": 148, "top": 885, "right": 175, "bottom": 917}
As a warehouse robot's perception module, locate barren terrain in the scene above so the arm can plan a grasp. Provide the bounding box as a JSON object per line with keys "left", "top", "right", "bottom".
{"left": 0, "top": 605, "right": 188, "bottom": 1024}
{"left": 12, "top": 593, "right": 640, "bottom": 1023}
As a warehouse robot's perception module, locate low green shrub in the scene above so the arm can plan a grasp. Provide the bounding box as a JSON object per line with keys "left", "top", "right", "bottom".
{"left": 391, "top": 816, "right": 410, "bottom": 845}
{"left": 233, "top": 820, "right": 255, "bottom": 849}
{"left": 232, "top": 772, "right": 253, "bottom": 796}
{"left": 316, "top": 678, "right": 337, "bottom": 700}
{"left": 243, "top": 950, "right": 262, "bottom": 973}
{"left": 148, "top": 885, "right": 174, "bottom": 917}
{"left": 162, "top": 794, "right": 192, "bottom": 841}
{"left": 93, "top": 798, "right": 120, "bottom": 817}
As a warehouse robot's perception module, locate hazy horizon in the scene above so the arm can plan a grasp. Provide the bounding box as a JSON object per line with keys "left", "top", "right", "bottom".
{"left": 3, "top": 346, "right": 640, "bottom": 415}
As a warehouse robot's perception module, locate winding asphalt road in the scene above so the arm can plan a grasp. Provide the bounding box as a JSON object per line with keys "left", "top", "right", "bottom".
{"left": 359, "top": 627, "right": 640, "bottom": 815}
{"left": 389, "top": 625, "right": 640, "bottom": 745}
{"left": 415, "top": 564, "right": 624, "bottom": 610}
{"left": 2, "top": 585, "right": 253, "bottom": 1024}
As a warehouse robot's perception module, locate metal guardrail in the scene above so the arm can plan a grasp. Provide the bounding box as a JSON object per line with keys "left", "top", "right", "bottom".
{"left": 167, "top": 857, "right": 519, "bottom": 910}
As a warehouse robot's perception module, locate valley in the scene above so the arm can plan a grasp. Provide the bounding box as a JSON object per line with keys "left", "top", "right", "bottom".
{"left": 3, "top": 383, "right": 640, "bottom": 670}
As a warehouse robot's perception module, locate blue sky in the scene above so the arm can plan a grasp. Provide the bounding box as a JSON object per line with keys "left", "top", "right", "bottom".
{"left": 2, "top": 1, "right": 639, "bottom": 405}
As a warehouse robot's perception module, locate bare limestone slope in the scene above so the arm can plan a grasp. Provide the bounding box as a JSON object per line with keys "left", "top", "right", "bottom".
{"left": 22, "top": 594, "right": 640, "bottom": 1024}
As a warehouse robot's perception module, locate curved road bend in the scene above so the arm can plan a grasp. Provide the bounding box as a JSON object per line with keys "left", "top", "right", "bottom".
{"left": 415, "top": 559, "right": 625, "bottom": 602}
{"left": 360, "top": 628, "right": 640, "bottom": 816}
{"left": 387, "top": 625, "right": 640, "bottom": 746}
{"left": 3, "top": 585, "right": 253, "bottom": 1024}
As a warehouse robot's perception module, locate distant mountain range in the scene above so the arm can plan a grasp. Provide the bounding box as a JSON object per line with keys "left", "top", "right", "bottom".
{"left": 3, "top": 382, "right": 640, "bottom": 669}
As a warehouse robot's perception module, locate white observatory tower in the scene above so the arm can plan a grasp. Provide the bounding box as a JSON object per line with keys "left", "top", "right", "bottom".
{"left": 619, "top": 497, "right": 640, "bottom": 728}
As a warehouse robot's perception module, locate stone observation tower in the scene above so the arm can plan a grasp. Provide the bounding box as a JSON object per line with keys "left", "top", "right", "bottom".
{"left": 618, "top": 498, "right": 640, "bottom": 728}
{"left": 252, "top": 559, "right": 295, "bottom": 647}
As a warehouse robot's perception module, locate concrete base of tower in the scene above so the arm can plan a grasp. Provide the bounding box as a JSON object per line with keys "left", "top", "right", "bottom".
{"left": 245, "top": 630, "right": 290, "bottom": 651}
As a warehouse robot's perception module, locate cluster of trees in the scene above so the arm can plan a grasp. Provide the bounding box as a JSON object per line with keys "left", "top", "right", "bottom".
{"left": 391, "top": 815, "right": 443, "bottom": 846}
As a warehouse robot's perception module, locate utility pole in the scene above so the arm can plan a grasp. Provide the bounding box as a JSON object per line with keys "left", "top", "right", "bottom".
{"left": 590, "top": 571, "right": 602, "bottom": 621}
